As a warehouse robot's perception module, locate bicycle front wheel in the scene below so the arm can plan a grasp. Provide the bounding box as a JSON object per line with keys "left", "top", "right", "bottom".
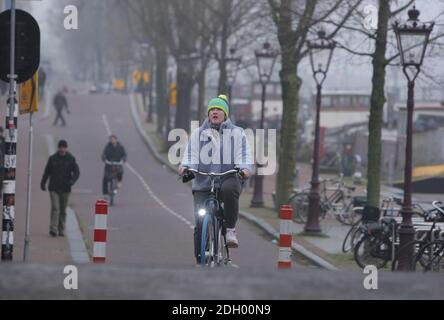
{"left": 336, "top": 200, "right": 357, "bottom": 226}
{"left": 108, "top": 180, "right": 114, "bottom": 206}
{"left": 215, "top": 222, "right": 229, "bottom": 266}
{"left": 200, "top": 214, "right": 215, "bottom": 266}
{"left": 342, "top": 219, "right": 362, "bottom": 253}
{"left": 289, "top": 193, "right": 309, "bottom": 224}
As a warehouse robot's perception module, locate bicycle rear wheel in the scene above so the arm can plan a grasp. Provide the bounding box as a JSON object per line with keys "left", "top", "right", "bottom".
{"left": 200, "top": 214, "right": 215, "bottom": 266}
{"left": 391, "top": 240, "right": 425, "bottom": 271}
{"left": 354, "top": 234, "right": 390, "bottom": 269}
{"left": 414, "top": 240, "right": 444, "bottom": 272}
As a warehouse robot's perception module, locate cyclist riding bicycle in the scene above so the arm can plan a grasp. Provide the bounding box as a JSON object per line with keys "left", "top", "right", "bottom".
{"left": 102, "top": 134, "right": 127, "bottom": 196}
{"left": 179, "top": 95, "right": 252, "bottom": 261}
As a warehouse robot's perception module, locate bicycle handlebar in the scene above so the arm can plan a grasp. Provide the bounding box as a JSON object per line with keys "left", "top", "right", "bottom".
{"left": 432, "top": 201, "right": 444, "bottom": 215}
{"left": 105, "top": 160, "right": 124, "bottom": 166}
{"left": 186, "top": 168, "right": 240, "bottom": 177}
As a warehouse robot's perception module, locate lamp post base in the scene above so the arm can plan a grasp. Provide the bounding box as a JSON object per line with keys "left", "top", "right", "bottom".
{"left": 250, "top": 174, "right": 265, "bottom": 208}
{"left": 397, "top": 221, "right": 416, "bottom": 271}
{"left": 304, "top": 190, "right": 322, "bottom": 234}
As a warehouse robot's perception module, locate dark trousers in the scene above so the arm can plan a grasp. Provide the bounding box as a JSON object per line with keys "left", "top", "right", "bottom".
{"left": 192, "top": 175, "right": 241, "bottom": 261}
{"left": 102, "top": 165, "right": 123, "bottom": 195}
{"left": 53, "top": 108, "right": 66, "bottom": 126}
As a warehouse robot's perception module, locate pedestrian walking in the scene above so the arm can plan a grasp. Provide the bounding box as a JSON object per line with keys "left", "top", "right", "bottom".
{"left": 53, "top": 87, "right": 70, "bottom": 126}
{"left": 40, "top": 140, "right": 80, "bottom": 237}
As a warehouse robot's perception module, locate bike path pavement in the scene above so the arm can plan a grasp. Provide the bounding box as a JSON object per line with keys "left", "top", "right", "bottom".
{"left": 130, "top": 93, "right": 335, "bottom": 270}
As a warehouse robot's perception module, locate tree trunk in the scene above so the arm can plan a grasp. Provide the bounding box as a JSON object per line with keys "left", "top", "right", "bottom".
{"left": 366, "top": 0, "right": 390, "bottom": 206}
{"left": 197, "top": 69, "right": 206, "bottom": 122}
{"left": 175, "top": 63, "right": 195, "bottom": 132}
{"left": 275, "top": 0, "right": 300, "bottom": 209}
{"left": 155, "top": 44, "right": 167, "bottom": 134}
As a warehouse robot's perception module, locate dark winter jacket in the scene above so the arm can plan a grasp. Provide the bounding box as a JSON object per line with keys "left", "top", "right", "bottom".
{"left": 41, "top": 151, "right": 80, "bottom": 193}
{"left": 53, "top": 92, "right": 68, "bottom": 111}
{"left": 102, "top": 142, "right": 127, "bottom": 163}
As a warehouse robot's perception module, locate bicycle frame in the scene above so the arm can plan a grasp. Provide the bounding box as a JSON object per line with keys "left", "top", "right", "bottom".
{"left": 186, "top": 168, "right": 239, "bottom": 266}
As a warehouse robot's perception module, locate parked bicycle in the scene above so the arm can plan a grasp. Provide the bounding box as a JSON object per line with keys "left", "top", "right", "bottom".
{"left": 406, "top": 201, "right": 444, "bottom": 272}
{"left": 342, "top": 196, "right": 424, "bottom": 254}
{"left": 288, "top": 175, "right": 357, "bottom": 225}
{"left": 183, "top": 168, "right": 241, "bottom": 267}
{"left": 353, "top": 200, "right": 444, "bottom": 270}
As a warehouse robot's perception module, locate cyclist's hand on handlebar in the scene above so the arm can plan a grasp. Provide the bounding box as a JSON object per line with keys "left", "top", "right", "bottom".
{"left": 178, "top": 166, "right": 187, "bottom": 176}
{"left": 179, "top": 166, "right": 195, "bottom": 183}
{"left": 239, "top": 169, "right": 250, "bottom": 180}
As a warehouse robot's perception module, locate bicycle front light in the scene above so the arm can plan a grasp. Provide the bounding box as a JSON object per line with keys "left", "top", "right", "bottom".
{"left": 198, "top": 208, "right": 207, "bottom": 217}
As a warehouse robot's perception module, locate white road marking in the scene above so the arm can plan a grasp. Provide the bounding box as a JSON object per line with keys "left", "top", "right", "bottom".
{"left": 101, "top": 114, "right": 194, "bottom": 229}
{"left": 125, "top": 162, "right": 194, "bottom": 230}
{"left": 102, "top": 114, "right": 112, "bottom": 136}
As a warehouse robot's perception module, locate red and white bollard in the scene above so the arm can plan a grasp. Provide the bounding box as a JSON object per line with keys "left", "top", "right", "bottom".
{"left": 93, "top": 199, "right": 108, "bottom": 263}
{"left": 278, "top": 205, "right": 293, "bottom": 269}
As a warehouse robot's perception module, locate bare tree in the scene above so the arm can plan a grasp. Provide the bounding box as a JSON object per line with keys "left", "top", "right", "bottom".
{"left": 269, "top": 0, "right": 362, "bottom": 209}
{"left": 331, "top": 0, "right": 444, "bottom": 206}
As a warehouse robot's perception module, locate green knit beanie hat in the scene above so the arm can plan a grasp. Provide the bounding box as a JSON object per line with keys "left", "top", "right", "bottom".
{"left": 207, "top": 95, "right": 229, "bottom": 118}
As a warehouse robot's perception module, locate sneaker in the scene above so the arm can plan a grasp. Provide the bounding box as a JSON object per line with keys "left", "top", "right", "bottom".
{"left": 226, "top": 228, "right": 239, "bottom": 248}
{"left": 58, "top": 231, "right": 65, "bottom": 237}
{"left": 49, "top": 231, "right": 57, "bottom": 237}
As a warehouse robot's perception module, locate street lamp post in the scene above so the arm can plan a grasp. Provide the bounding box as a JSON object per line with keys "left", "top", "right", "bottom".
{"left": 393, "top": 6, "right": 434, "bottom": 270}
{"left": 304, "top": 30, "right": 335, "bottom": 234}
{"left": 250, "top": 42, "right": 278, "bottom": 208}
{"left": 225, "top": 47, "right": 241, "bottom": 105}
{"left": 140, "top": 43, "right": 151, "bottom": 121}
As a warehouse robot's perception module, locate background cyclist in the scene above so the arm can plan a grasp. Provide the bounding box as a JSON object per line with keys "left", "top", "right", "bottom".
{"left": 102, "top": 134, "right": 127, "bottom": 196}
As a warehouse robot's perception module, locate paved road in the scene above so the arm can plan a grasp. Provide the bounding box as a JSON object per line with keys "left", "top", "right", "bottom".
{"left": 1, "top": 263, "right": 443, "bottom": 299}
{"left": 41, "top": 93, "right": 299, "bottom": 268}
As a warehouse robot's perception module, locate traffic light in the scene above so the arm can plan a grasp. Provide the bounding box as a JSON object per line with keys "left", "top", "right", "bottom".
{"left": 0, "top": 9, "right": 40, "bottom": 83}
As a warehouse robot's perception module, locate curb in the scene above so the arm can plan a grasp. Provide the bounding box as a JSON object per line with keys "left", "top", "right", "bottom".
{"left": 128, "top": 93, "right": 338, "bottom": 271}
